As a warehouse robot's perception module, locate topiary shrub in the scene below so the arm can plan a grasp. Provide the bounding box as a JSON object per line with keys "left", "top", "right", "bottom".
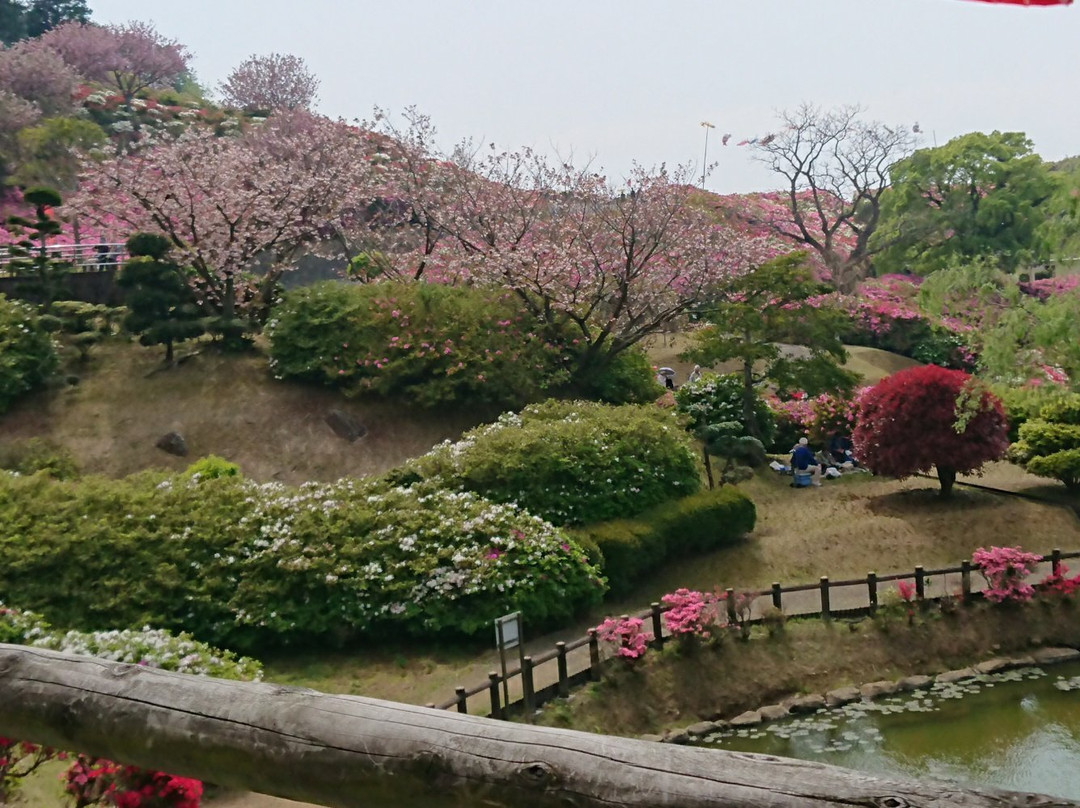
{"left": 404, "top": 400, "right": 701, "bottom": 526}
{"left": 1008, "top": 393, "right": 1080, "bottom": 489}
{"left": 0, "top": 471, "right": 604, "bottom": 651}
{"left": 184, "top": 454, "right": 240, "bottom": 480}
{"left": 572, "top": 347, "right": 660, "bottom": 405}
{"left": 267, "top": 280, "right": 574, "bottom": 409}
{"left": 993, "top": 384, "right": 1069, "bottom": 443}
{"left": 572, "top": 487, "right": 756, "bottom": 595}
{"left": 674, "top": 372, "right": 776, "bottom": 449}
{"left": 0, "top": 293, "right": 58, "bottom": 412}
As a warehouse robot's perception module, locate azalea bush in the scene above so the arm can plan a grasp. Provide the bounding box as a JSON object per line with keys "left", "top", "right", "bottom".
{"left": 595, "top": 616, "right": 652, "bottom": 661}
{"left": 0, "top": 471, "right": 604, "bottom": 649}
{"left": 973, "top": 546, "right": 1044, "bottom": 603}
{"left": 0, "top": 293, "right": 58, "bottom": 413}
{"left": 402, "top": 400, "right": 701, "bottom": 526}
{"left": 662, "top": 589, "right": 720, "bottom": 640}
{"left": 268, "top": 281, "right": 577, "bottom": 409}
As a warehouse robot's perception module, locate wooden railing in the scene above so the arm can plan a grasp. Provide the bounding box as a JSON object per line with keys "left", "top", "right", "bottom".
{"left": 436, "top": 548, "right": 1080, "bottom": 718}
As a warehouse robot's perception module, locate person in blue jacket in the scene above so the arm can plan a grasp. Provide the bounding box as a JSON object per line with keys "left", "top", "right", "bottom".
{"left": 791, "top": 437, "right": 822, "bottom": 487}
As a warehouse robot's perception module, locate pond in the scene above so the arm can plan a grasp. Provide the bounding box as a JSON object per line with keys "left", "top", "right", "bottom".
{"left": 697, "top": 662, "right": 1080, "bottom": 800}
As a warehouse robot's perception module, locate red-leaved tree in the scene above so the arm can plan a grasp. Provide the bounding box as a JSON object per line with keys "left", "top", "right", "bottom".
{"left": 853, "top": 364, "right": 1008, "bottom": 497}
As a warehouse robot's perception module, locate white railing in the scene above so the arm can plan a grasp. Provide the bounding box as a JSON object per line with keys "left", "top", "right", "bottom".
{"left": 0, "top": 242, "right": 128, "bottom": 274}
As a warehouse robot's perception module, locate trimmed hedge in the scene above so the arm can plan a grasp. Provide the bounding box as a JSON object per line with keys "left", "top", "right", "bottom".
{"left": 402, "top": 400, "right": 702, "bottom": 526}
{"left": 0, "top": 293, "right": 58, "bottom": 413}
{"left": 0, "top": 470, "right": 604, "bottom": 651}
{"left": 571, "top": 487, "right": 756, "bottom": 595}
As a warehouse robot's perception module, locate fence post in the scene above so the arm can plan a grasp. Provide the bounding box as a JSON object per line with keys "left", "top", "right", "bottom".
{"left": 961, "top": 560, "right": 972, "bottom": 603}
{"left": 725, "top": 588, "right": 736, "bottom": 624}
{"left": 454, "top": 687, "right": 467, "bottom": 715}
{"left": 522, "top": 656, "right": 535, "bottom": 715}
{"left": 587, "top": 629, "right": 601, "bottom": 681}
{"left": 867, "top": 572, "right": 878, "bottom": 614}
{"left": 556, "top": 642, "right": 569, "bottom": 698}
{"left": 651, "top": 602, "right": 664, "bottom": 649}
{"left": 915, "top": 566, "right": 926, "bottom": 601}
{"left": 771, "top": 582, "right": 782, "bottom": 611}
{"left": 820, "top": 576, "right": 830, "bottom": 620}
{"left": 488, "top": 672, "right": 503, "bottom": 720}
{"left": 1052, "top": 548, "right": 1063, "bottom": 577}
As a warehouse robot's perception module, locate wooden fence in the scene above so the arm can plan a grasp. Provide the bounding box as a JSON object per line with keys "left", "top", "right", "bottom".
{"left": 437, "top": 548, "right": 1080, "bottom": 718}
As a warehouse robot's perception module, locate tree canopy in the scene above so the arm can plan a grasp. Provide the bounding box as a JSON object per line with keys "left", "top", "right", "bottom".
{"left": 219, "top": 52, "right": 320, "bottom": 112}
{"left": 873, "top": 131, "right": 1058, "bottom": 275}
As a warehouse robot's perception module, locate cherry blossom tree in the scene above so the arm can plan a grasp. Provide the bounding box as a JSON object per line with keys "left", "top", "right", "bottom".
{"left": 219, "top": 52, "right": 319, "bottom": 112}
{"left": 39, "top": 20, "right": 189, "bottom": 103}
{"left": 71, "top": 112, "right": 381, "bottom": 325}
{"left": 749, "top": 104, "right": 917, "bottom": 293}
{"left": 0, "top": 37, "right": 80, "bottom": 115}
{"left": 375, "top": 110, "right": 773, "bottom": 378}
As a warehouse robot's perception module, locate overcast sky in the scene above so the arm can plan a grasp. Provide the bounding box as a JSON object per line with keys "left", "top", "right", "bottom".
{"left": 89, "top": 0, "right": 1080, "bottom": 193}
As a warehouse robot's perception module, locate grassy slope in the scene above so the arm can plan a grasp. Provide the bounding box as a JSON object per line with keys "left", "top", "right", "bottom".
{"left": 0, "top": 341, "right": 488, "bottom": 485}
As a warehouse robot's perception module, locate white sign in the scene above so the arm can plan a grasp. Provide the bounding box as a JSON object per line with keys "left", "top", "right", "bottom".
{"left": 495, "top": 612, "right": 520, "bottom": 649}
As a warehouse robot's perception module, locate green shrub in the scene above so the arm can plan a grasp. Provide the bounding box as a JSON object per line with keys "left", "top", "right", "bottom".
{"left": 0, "top": 293, "right": 58, "bottom": 412}
{"left": 992, "top": 384, "right": 1069, "bottom": 443}
{"left": 574, "top": 487, "right": 756, "bottom": 595}
{"left": 185, "top": 455, "right": 241, "bottom": 479}
{"left": 0, "top": 471, "right": 604, "bottom": 651}
{"left": 268, "top": 281, "right": 574, "bottom": 409}
{"left": 573, "top": 347, "right": 660, "bottom": 405}
{"left": 1008, "top": 393, "right": 1080, "bottom": 489}
{"left": 674, "top": 373, "right": 776, "bottom": 448}
{"left": 0, "top": 437, "right": 79, "bottom": 479}
{"left": 405, "top": 400, "right": 701, "bottom": 526}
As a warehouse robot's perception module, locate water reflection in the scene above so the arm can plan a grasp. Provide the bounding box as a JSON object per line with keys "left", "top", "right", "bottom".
{"left": 699, "top": 663, "right": 1080, "bottom": 800}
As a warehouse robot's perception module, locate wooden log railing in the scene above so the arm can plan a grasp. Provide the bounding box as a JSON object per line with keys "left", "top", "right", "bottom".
{"left": 0, "top": 644, "right": 1074, "bottom": 808}
{"left": 440, "top": 549, "right": 1080, "bottom": 717}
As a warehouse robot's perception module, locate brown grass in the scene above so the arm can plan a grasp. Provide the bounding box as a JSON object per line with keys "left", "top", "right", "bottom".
{"left": 0, "top": 341, "right": 488, "bottom": 484}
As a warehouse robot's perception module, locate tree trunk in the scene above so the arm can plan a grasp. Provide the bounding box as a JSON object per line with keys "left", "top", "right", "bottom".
{"left": 1, "top": 645, "right": 1066, "bottom": 808}
{"left": 702, "top": 446, "right": 715, "bottom": 490}
{"left": 742, "top": 358, "right": 758, "bottom": 439}
{"left": 939, "top": 466, "right": 957, "bottom": 498}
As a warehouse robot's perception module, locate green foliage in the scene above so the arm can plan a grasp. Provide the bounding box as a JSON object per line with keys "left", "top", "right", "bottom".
{"left": 269, "top": 281, "right": 580, "bottom": 409}
{"left": 0, "top": 471, "right": 604, "bottom": 650}
{"left": 118, "top": 233, "right": 205, "bottom": 362}
{"left": 49, "top": 300, "right": 119, "bottom": 362}
{"left": 875, "top": 131, "right": 1058, "bottom": 274}
{"left": 404, "top": 400, "right": 701, "bottom": 526}
{"left": 992, "top": 384, "right": 1068, "bottom": 442}
{"left": 572, "top": 346, "right": 659, "bottom": 405}
{"left": 184, "top": 455, "right": 240, "bottom": 480}
{"left": 1008, "top": 393, "right": 1080, "bottom": 489}
{"left": 0, "top": 293, "right": 58, "bottom": 412}
{"left": 572, "top": 487, "right": 755, "bottom": 595}
{"left": 12, "top": 116, "right": 107, "bottom": 192}
{"left": 674, "top": 372, "right": 776, "bottom": 449}
{"left": 0, "top": 437, "right": 78, "bottom": 479}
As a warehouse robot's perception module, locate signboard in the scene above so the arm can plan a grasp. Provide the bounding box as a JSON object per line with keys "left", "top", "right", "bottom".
{"left": 495, "top": 612, "right": 524, "bottom": 711}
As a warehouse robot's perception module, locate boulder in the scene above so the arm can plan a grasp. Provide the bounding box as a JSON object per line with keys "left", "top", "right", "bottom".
{"left": 729, "top": 710, "right": 762, "bottom": 727}
{"left": 974, "top": 658, "right": 1013, "bottom": 675}
{"left": 325, "top": 409, "right": 367, "bottom": 442}
{"left": 1032, "top": 647, "right": 1080, "bottom": 665}
{"left": 896, "top": 675, "right": 933, "bottom": 691}
{"left": 638, "top": 734, "right": 664, "bottom": 743}
{"left": 759, "top": 704, "right": 790, "bottom": 721}
{"left": 825, "top": 686, "right": 861, "bottom": 708}
{"left": 155, "top": 431, "right": 188, "bottom": 457}
{"left": 787, "top": 694, "right": 826, "bottom": 713}
{"left": 935, "top": 668, "right": 977, "bottom": 684}
{"left": 665, "top": 730, "right": 690, "bottom": 745}
{"left": 859, "top": 680, "right": 898, "bottom": 700}
{"left": 685, "top": 721, "right": 719, "bottom": 738}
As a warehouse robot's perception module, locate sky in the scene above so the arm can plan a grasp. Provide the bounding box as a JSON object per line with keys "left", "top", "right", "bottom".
{"left": 88, "top": 0, "right": 1080, "bottom": 194}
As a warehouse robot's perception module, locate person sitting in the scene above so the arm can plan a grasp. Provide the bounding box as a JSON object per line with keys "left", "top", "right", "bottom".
{"left": 790, "top": 437, "right": 822, "bottom": 487}
{"left": 828, "top": 433, "right": 854, "bottom": 465}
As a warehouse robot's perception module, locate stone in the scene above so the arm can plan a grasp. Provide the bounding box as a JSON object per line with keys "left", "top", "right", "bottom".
{"left": 325, "top": 409, "right": 367, "bottom": 442}
{"left": 685, "top": 721, "right": 718, "bottom": 738}
{"left": 1008, "top": 655, "right": 1037, "bottom": 667}
{"left": 729, "top": 710, "right": 762, "bottom": 727}
{"left": 896, "top": 675, "right": 933, "bottom": 691}
{"left": 665, "top": 730, "right": 689, "bottom": 745}
{"left": 759, "top": 704, "right": 790, "bottom": 721}
{"left": 639, "top": 734, "right": 664, "bottom": 743}
{"left": 155, "top": 431, "right": 188, "bottom": 457}
{"left": 825, "top": 686, "right": 861, "bottom": 708}
{"left": 1031, "top": 647, "right": 1080, "bottom": 665}
{"left": 935, "top": 668, "right": 977, "bottom": 684}
{"left": 787, "top": 694, "right": 826, "bottom": 713}
{"left": 859, "top": 680, "right": 898, "bottom": 700}
{"left": 974, "top": 658, "right": 1013, "bottom": 675}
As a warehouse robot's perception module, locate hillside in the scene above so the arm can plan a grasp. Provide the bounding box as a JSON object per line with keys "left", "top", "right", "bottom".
{"left": 0, "top": 341, "right": 489, "bottom": 484}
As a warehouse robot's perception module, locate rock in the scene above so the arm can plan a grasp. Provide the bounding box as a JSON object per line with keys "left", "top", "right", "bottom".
{"left": 685, "top": 721, "right": 718, "bottom": 738}
{"left": 896, "top": 675, "right": 933, "bottom": 691}
{"left": 759, "top": 704, "right": 790, "bottom": 721}
{"left": 974, "top": 658, "right": 1013, "bottom": 675}
{"left": 639, "top": 734, "right": 664, "bottom": 743}
{"left": 1031, "top": 647, "right": 1080, "bottom": 665}
{"left": 859, "top": 680, "right": 898, "bottom": 700}
{"left": 787, "top": 694, "right": 826, "bottom": 713}
{"left": 155, "top": 431, "right": 188, "bottom": 457}
{"left": 325, "top": 410, "right": 367, "bottom": 442}
{"left": 825, "top": 686, "right": 861, "bottom": 708}
{"left": 935, "top": 668, "right": 977, "bottom": 684}
{"left": 665, "top": 730, "right": 690, "bottom": 745}
{"left": 729, "top": 710, "right": 762, "bottom": 727}
{"left": 1007, "top": 654, "right": 1037, "bottom": 668}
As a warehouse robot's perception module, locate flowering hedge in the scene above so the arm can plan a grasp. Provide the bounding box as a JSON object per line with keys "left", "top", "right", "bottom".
{"left": 673, "top": 373, "right": 776, "bottom": 448}
{"left": 0, "top": 470, "right": 604, "bottom": 650}
{"left": 401, "top": 400, "right": 701, "bottom": 526}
